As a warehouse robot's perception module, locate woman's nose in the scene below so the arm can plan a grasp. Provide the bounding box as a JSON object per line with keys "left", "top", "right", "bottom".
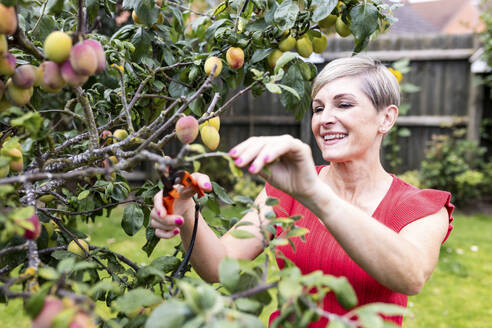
{"left": 320, "top": 108, "right": 337, "bottom": 125}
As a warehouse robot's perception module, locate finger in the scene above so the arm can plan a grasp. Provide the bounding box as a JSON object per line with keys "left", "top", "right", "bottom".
{"left": 228, "top": 137, "right": 261, "bottom": 161}
{"left": 151, "top": 214, "right": 185, "bottom": 228}
{"left": 153, "top": 190, "right": 167, "bottom": 219}
{"left": 191, "top": 172, "right": 212, "bottom": 192}
{"left": 229, "top": 137, "right": 267, "bottom": 169}
{"left": 154, "top": 228, "right": 180, "bottom": 239}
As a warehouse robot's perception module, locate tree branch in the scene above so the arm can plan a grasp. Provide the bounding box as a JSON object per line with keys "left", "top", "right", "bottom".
{"left": 74, "top": 87, "right": 99, "bottom": 150}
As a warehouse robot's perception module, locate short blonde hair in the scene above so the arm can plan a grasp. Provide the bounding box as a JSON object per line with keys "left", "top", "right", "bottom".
{"left": 312, "top": 56, "right": 400, "bottom": 111}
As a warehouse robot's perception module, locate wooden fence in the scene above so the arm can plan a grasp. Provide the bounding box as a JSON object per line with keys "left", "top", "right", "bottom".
{"left": 216, "top": 33, "right": 487, "bottom": 173}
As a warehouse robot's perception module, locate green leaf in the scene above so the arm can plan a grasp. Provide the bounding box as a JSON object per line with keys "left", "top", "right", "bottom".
{"left": 113, "top": 288, "right": 161, "bottom": 314}
{"left": 321, "top": 276, "right": 358, "bottom": 309}
{"left": 38, "top": 267, "right": 59, "bottom": 280}
{"left": 219, "top": 257, "right": 240, "bottom": 292}
{"left": 145, "top": 300, "right": 191, "bottom": 328}
{"left": 230, "top": 229, "right": 255, "bottom": 239}
{"left": 311, "top": 0, "right": 338, "bottom": 22}
{"left": 227, "top": 156, "right": 243, "bottom": 178}
{"left": 265, "top": 82, "right": 281, "bottom": 94}
{"left": 250, "top": 48, "right": 272, "bottom": 64}
{"left": 57, "top": 257, "right": 76, "bottom": 273}
{"left": 356, "top": 303, "right": 405, "bottom": 316}
{"left": 274, "top": 51, "right": 297, "bottom": 74}
{"left": 274, "top": 0, "right": 299, "bottom": 31}
{"left": 350, "top": 4, "right": 378, "bottom": 50}
{"left": 131, "top": 27, "right": 152, "bottom": 61}
{"left": 212, "top": 1, "right": 228, "bottom": 16}
{"left": 52, "top": 308, "right": 77, "bottom": 328}
{"left": 135, "top": 0, "right": 160, "bottom": 26}
{"left": 150, "top": 256, "right": 180, "bottom": 273}
{"left": 11, "top": 112, "right": 43, "bottom": 136}
{"left": 24, "top": 284, "right": 51, "bottom": 318}
{"left": 278, "top": 84, "right": 300, "bottom": 100}
{"left": 77, "top": 190, "right": 90, "bottom": 201}
{"left": 88, "top": 281, "right": 121, "bottom": 297}
{"left": 286, "top": 227, "right": 308, "bottom": 238}
{"left": 121, "top": 203, "right": 144, "bottom": 236}
{"left": 46, "top": 0, "right": 64, "bottom": 15}
{"left": 122, "top": 0, "right": 139, "bottom": 9}
{"left": 212, "top": 181, "right": 234, "bottom": 204}
{"left": 8, "top": 206, "right": 34, "bottom": 220}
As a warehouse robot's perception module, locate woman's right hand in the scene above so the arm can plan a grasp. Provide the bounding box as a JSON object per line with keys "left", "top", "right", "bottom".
{"left": 150, "top": 172, "right": 212, "bottom": 239}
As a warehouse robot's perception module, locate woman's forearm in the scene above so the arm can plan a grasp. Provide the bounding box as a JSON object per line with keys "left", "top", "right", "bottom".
{"left": 301, "top": 181, "right": 429, "bottom": 295}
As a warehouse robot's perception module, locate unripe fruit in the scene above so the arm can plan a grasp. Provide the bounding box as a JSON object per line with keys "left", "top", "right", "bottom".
{"left": 200, "top": 116, "right": 220, "bottom": 131}
{"left": 296, "top": 36, "right": 313, "bottom": 58}
{"left": 32, "top": 296, "right": 65, "bottom": 328}
{"left": 312, "top": 34, "right": 328, "bottom": 54}
{"left": 335, "top": 16, "right": 351, "bottom": 37}
{"left": 112, "top": 129, "right": 128, "bottom": 142}
{"left": 0, "top": 34, "right": 7, "bottom": 56}
{"left": 67, "top": 239, "right": 89, "bottom": 257}
{"left": 83, "top": 40, "right": 106, "bottom": 73}
{"left": 267, "top": 49, "right": 283, "bottom": 68}
{"left": 318, "top": 14, "right": 337, "bottom": 28}
{"left": 176, "top": 115, "right": 199, "bottom": 144}
{"left": 204, "top": 57, "right": 222, "bottom": 77}
{"left": 200, "top": 125, "right": 220, "bottom": 150}
{"left": 24, "top": 214, "right": 41, "bottom": 240}
{"left": 278, "top": 36, "right": 296, "bottom": 52}
{"left": 5, "top": 147, "right": 23, "bottom": 172}
{"left": 40, "top": 61, "right": 66, "bottom": 92}
{"left": 226, "top": 47, "right": 244, "bottom": 69}
{"left": 0, "top": 52, "right": 16, "bottom": 76}
{"left": 70, "top": 42, "right": 98, "bottom": 76}
{"left": 60, "top": 60, "right": 89, "bottom": 88}
{"left": 0, "top": 4, "right": 17, "bottom": 35}
{"left": 12, "top": 65, "right": 36, "bottom": 89}
{"left": 44, "top": 31, "right": 72, "bottom": 63}
{"left": 6, "top": 79, "right": 33, "bottom": 107}
{"left": 38, "top": 182, "right": 55, "bottom": 203}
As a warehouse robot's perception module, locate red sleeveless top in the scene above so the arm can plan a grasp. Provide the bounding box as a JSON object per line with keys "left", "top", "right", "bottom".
{"left": 266, "top": 166, "right": 454, "bottom": 326}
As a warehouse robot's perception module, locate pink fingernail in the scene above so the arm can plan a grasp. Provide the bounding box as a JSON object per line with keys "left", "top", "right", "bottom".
{"left": 229, "top": 149, "right": 237, "bottom": 156}
{"left": 248, "top": 164, "right": 256, "bottom": 173}
{"left": 175, "top": 217, "right": 183, "bottom": 226}
{"left": 173, "top": 229, "right": 179, "bottom": 235}
{"left": 264, "top": 156, "right": 270, "bottom": 163}
{"left": 204, "top": 182, "right": 211, "bottom": 189}
{"left": 157, "top": 211, "right": 161, "bottom": 217}
{"left": 235, "top": 158, "right": 242, "bottom": 165}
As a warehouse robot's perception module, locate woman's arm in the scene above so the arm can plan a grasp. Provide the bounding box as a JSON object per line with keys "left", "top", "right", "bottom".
{"left": 305, "top": 186, "right": 449, "bottom": 295}
{"left": 230, "top": 135, "right": 449, "bottom": 295}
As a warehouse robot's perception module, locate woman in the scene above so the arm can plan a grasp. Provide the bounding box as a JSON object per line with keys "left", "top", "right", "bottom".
{"left": 150, "top": 56, "right": 454, "bottom": 326}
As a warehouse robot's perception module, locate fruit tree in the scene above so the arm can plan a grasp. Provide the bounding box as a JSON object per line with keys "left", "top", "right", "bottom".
{"left": 0, "top": 0, "right": 404, "bottom": 327}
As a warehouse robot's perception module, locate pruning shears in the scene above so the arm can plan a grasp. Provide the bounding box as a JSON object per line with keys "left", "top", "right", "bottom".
{"left": 161, "top": 168, "right": 205, "bottom": 214}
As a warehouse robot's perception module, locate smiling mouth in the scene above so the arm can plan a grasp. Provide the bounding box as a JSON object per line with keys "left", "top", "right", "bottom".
{"left": 323, "top": 133, "right": 347, "bottom": 142}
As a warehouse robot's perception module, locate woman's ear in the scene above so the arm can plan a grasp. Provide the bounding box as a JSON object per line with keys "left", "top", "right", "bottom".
{"left": 379, "top": 105, "right": 398, "bottom": 134}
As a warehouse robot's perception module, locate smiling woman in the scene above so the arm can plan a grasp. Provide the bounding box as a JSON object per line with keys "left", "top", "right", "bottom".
{"left": 150, "top": 56, "right": 454, "bottom": 327}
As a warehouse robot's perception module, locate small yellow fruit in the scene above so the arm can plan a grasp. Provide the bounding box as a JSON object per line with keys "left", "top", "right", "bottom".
{"left": 0, "top": 34, "right": 7, "bottom": 56}
{"left": 200, "top": 125, "right": 220, "bottom": 150}
{"left": 112, "top": 129, "right": 128, "bottom": 143}
{"left": 44, "top": 31, "right": 73, "bottom": 63}
{"left": 204, "top": 57, "right": 222, "bottom": 77}
{"left": 335, "top": 16, "right": 351, "bottom": 37}
{"left": 67, "top": 239, "right": 89, "bottom": 257}
{"left": 267, "top": 49, "right": 283, "bottom": 69}
{"left": 318, "top": 14, "right": 337, "bottom": 29}
{"left": 312, "top": 34, "right": 328, "bottom": 54}
{"left": 296, "top": 36, "right": 313, "bottom": 58}
{"left": 200, "top": 116, "right": 220, "bottom": 131}
{"left": 278, "top": 36, "right": 296, "bottom": 52}
{"left": 226, "top": 47, "right": 244, "bottom": 69}
{"left": 5, "top": 147, "right": 23, "bottom": 172}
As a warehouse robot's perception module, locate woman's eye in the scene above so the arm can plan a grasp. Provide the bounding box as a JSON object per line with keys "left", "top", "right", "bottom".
{"left": 313, "top": 106, "right": 324, "bottom": 113}
{"left": 338, "top": 103, "right": 352, "bottom": 109}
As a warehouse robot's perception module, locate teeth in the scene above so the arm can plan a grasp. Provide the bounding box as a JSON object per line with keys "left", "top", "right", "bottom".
{"left": 324, "top": 134, "right": 346, "bottom": 141}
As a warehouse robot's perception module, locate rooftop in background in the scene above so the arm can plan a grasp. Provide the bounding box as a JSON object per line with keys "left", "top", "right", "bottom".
{"left": 388, "top": 0, "right": 486, "bottom": 35}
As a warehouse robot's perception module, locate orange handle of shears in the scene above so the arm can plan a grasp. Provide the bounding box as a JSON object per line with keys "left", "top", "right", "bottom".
{"left": 162, "top": 172, "right": 205, "bottom": 215}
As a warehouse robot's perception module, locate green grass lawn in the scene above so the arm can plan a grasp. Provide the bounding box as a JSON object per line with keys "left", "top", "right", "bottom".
{"left": 1, "top": 209, "right": 491, "bottom": 327}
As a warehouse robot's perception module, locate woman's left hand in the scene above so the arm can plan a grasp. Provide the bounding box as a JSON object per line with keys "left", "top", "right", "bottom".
{"left": 229, "top": 135, "right": 321, "bottom": 200}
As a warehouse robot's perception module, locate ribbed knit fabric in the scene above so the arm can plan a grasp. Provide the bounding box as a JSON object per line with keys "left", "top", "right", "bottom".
{"left": 266, "top": 166, "right": 454, "bottom": 327}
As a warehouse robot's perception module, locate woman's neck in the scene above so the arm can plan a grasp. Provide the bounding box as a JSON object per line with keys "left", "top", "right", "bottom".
{"left": 321, "top": 158, "right": 391, "bottom": 204}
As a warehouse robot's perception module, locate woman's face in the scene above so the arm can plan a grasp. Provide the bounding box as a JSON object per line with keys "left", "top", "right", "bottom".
{"left": 311, "top": 76, "right": 387, "bottom": 163}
